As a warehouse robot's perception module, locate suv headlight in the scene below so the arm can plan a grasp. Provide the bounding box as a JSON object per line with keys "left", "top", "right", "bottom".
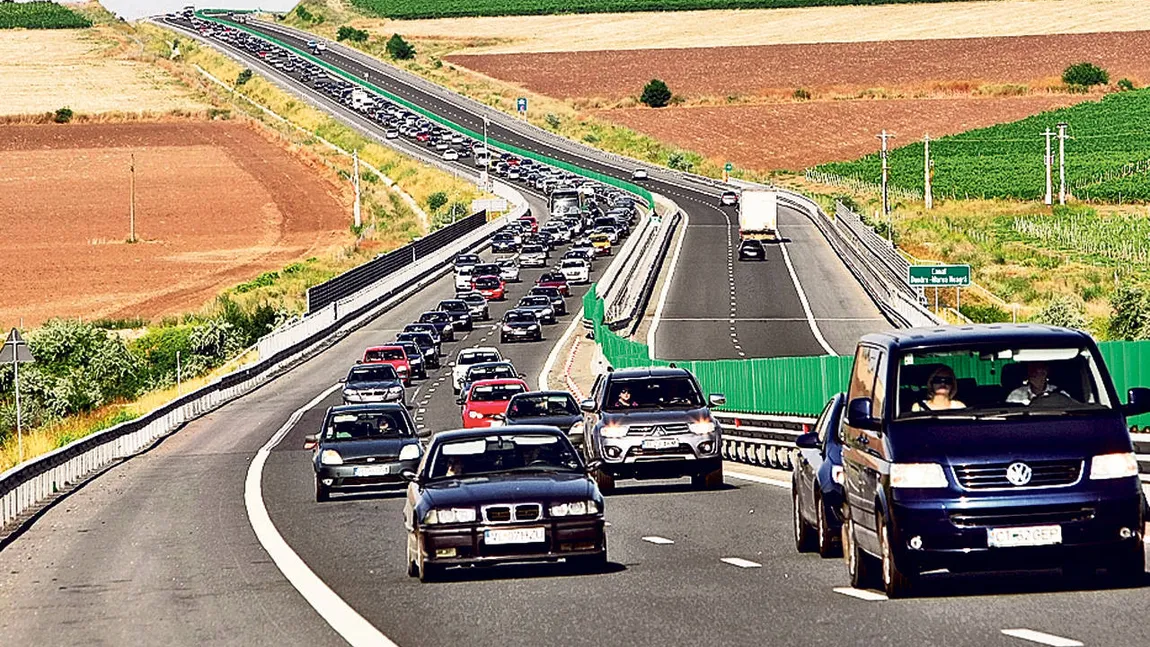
{"left": 320, "top": 449, "right": 343, "bottom": 466}
{"left": 890, "top": 463, "right": 947, "bottom": 489}
{"left": 550, "top": 500, "right": 600, "bottom": 517}
{"left": 689, "top": 420, "right": 715, "bottom": 435}
{"left": 398, "top": 444, "right": 421, "bottom": 462}
{"left": 601, "top": 424, "right": 628, "bottom": 438}
{"left": 424, "top": 508, "right": 477, "bottom": 525}
{"left": 1090, "top": 452, "right": 1138, "bottom": 480}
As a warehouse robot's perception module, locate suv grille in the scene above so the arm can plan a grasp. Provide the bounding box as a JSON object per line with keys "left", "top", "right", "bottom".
{"left": 953, "top": 459, "right": 1083, "bottom": 490}
{"left": 950, "top": 505, "right": 1095, "bottom": 528}
{"left": 626, "top": 423, "right": 691, "bottom": 437}
{"left": 482, "top": 503, "right": 542, "bottom": 524}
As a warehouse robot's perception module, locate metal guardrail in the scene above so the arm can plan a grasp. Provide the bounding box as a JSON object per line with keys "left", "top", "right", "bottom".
{"left": 609, "top": 212, "right": 682, "bottom": 334}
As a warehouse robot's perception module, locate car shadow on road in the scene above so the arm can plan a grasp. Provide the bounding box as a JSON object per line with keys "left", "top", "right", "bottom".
{"left": 607, "top": 482, "right": 738, "bottom": 497}
{"left": 432, "top": 561, "right": 627, "bottom": 584}
{"left": 328, "top": 489, "right": 407, "bottom": 503}
{"left": 909, "top": 568, "right": 1148, "bottom": 598}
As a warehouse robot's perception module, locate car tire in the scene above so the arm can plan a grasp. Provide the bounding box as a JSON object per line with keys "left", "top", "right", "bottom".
{"left": 569, "top": 550, "right": 608, "bottom": 574}
{"left": 418, "top": 558, "right": 443, "bottom": 583}
{"left": 500, "top": 334, "right": 508, "bottom": 343}
{"left": 594, "top": 468, "right": 616, "bottom": 494}
{"left": 692, "top": 463, "right": 724, "bottom": 490}
{"left": 816, "top": 493, "right": 841, "bottom": 558}
{"left": 793, "top": 486, "right": 816, "bottom": 553}
{"left": 315, "top": 477, "right": 330, "bottom": 503}
{"left": 1105, "top": 542, "right": 1145, "bottom": 587}
{"left": 878, "top": 512, "right": 916, "bottom": 598}
{"left": 845, "top": 513, "right": 877, "bottom": 590}
{"left": 406, "top": 541, "right": 420, "bottom": 578}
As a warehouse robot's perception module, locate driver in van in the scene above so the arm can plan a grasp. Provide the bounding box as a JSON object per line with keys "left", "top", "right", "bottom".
{"left": 1006, "top": 362, "right": 1068, "bottom": 405}
{"left": 912, "top": 366, "right": 967, "bottom": 411}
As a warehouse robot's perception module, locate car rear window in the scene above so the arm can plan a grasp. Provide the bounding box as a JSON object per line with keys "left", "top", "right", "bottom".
{"left": 522, "top": 245, "right": 544, "bottom": 254}
{"left": 521, "top": 296, "right": 550, "bottom": 307}
{"left": 474, "top": 276, "right": 500, "bottom": 288}
{"left": 470, "top": 383, "right": 527, "bottom": 402}
{"left": 420, "top": 312, "right": 448, "bottom": 322}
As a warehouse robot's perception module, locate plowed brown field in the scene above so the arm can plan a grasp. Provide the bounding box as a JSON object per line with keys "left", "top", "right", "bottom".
{"left": 0, "top": 122, "right": 350, "bottom": 329}
{"left": 595, "top": 95, "right": 1085, "bottom": 171}
{"left": 448, "top": 30, "right": 1150, "bottom": 100}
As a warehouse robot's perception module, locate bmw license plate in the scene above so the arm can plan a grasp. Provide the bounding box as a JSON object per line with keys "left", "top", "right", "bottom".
{"left": 484, "top": 527, "right": 545, "bottom": 545}
{"left": 353, "top": 465, "right": 391, "bottom": 477}
{"left": 642, "top": 438, "right": 679, "bottom": 450}
{"left": 987, "top": 524, "right": 1062, "bottom": 548}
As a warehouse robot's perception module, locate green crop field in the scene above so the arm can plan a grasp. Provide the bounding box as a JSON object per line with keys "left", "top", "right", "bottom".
{"left": 0, "top": 1, "right": 91, "bottom": 29}
{"left": 350, "top": 0, "right": 979, "bottom": 20}
{"left": 814, "top": 89, "right": 1150, "bottom": 203}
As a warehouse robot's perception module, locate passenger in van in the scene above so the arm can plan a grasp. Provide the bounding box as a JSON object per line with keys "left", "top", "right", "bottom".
{"left": 1006, "top": 362, "right": 1068, "bottom": 405}
{"left": 911, "top": 366, "right": 967, "bottom": 411}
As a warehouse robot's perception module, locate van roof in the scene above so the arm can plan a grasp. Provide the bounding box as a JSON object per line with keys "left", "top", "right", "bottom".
{"left": 861, "top": 324, "right": 1093, "bottom": 352}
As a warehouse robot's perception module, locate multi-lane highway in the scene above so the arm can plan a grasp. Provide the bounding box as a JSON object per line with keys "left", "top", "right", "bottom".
{"left": 1, "top": 13, "right": 1147, "bottom": 647}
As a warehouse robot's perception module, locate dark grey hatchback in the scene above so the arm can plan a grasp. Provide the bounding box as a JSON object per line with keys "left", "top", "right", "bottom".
{"left": 305, "top": 404, "right": 423, "bottom": 502}
{"left": 840, "top": 325, "right": 1150, "bottom": 597}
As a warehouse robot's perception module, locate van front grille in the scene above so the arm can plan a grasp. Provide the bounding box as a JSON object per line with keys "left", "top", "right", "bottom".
{"left": 953, "top": 460, "right": 1083, "bottom": 490}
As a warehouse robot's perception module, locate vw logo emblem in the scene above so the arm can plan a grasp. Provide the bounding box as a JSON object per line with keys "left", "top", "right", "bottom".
{"left": 1005, "top": 462, "right": 1032, "bottom": 486}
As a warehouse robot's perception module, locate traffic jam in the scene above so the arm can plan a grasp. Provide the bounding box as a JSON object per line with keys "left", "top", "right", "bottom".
{"left": 179, "top": 11, "right": 1149, "bottom": 599}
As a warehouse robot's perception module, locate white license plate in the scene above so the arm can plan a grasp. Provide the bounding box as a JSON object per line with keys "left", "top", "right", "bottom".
{"left": 514, "top": 329, "right": 529, "bottom": 335}
{"left": 484, "top": 527, "right": 545, "bottom": 545}
{"left": 987, "top": 524, "right": 1062, "bottom": 548}
{"left": 642, "top": 438, "right": 679, "bottom": 450}
{"left": 353, "top": 465, "right": 391, "bottom": 477}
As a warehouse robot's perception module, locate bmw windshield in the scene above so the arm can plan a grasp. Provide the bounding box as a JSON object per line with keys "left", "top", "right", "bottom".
{"left": 427, "top": 433, "right": 581, "bottom": 479}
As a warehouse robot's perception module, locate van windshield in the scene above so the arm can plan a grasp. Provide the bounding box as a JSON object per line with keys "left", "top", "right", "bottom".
{"left": 895, "top": 346, "right": 1113, "bottom": 420}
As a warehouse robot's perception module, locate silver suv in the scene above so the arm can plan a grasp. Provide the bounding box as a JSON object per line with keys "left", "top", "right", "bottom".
{"left": 580, "top": 367, "right": 725, "bottom": 493}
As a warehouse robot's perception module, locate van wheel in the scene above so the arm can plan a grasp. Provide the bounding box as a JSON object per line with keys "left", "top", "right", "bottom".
{"left": 1106, "top": 542, "right": 1146, "bottom": 587}
{"left": 793, "top": 487, "right": 816, "bottom": 553}
{"left": 816, "top": 493, "right": 841, "bottom": 558}
{"left": 594, "top": 468, "right": 616, "bottom": 494}
{"left": 879, "top": 512, "right": 916, "bottom": 598}
{"left": 844, "top": 515, "right": 877, "bottom": 590}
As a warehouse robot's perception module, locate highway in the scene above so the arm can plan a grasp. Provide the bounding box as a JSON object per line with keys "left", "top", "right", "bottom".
{"left": 1, "top": 13, "right": 1147, "bottom": 647}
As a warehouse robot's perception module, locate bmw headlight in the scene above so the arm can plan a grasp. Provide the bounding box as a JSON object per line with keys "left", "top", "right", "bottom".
{"left": 529, "top": 324, "right": 540, "bottom": 330}
{"left": 550, "top": 500, "right": 600, "bottom": 517}
{"left": 689, "top": 420, "right": 716, "bottom": 435}
{"left": 601, "top": 424, "right": 628, "bottom": 438}
{"left": 388, "top": 386, "right": 405, "bottom": 395}
{"left": 342, "top": 389, "right": 359, "bottom": 400}
{"left": 320, "top": 449, "right": 343, "bottom": 465}
{"left": 398, "top": 444, "right": 421, "bottom": 462}
{"left": 424, "top": 507, "right": 477, "bottom": 525}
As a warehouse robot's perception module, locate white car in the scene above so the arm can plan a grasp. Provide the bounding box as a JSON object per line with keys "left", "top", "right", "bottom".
{"left": 454, "top": 265, "right": 477, "bottom": 291}
{"left": 559, "top": 258, "right": 591, "bottom": 284}
{"left": 520, "top": 245, "right": 548, "bottom": 268}
{"left": 443, "top": 149, "right": 459, "bottom": 161}
{"left": 497, "top": 257, "right": 520, "bottom": 283}
{"left": 452, "top": 347, "right": 504, "bottom": 394}
{"left": 385, "top": 129, "right": 399, "bottom": 139}
{"left": 632, "top": 168, "right": 649, "bottom": 181}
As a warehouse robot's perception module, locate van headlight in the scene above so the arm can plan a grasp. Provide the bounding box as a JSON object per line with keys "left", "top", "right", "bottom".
{"left": 424, "top": 508, "right": 477, "bottom": 525}
{"left": 1089, "top": 452, "right": 1138, "bottom": 480}
{"left": 399, "top": 444, "right": 422, "bottom": 462}
{"left": 550, "top": 500, "right": 600, "bottom": 517}
{"left": 890, "top": 463, "right": 948, "bottom": 489}
{"left": 689, "top": 420, "right": 715, "bottom": 435}
{"left": 320, "top": 449, "right": 343, "bottom": 466}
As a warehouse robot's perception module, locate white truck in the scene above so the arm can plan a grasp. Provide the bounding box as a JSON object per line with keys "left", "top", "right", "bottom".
{"left": 351, "top": 89, "right": 371, "bottom": 111}
{"left": 737, "top": 189, "right": 778, "bottom": 240}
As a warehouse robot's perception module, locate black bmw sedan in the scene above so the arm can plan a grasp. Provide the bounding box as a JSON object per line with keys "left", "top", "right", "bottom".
{"left": 305, "top": 404, "right": 423, "bottom": 502}
{"left": 402, "top": 426, "right": 606, "bottom": 582}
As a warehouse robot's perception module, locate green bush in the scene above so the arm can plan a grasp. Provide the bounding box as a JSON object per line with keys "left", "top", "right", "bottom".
{"left": 545, "top": 113, "right": 561, "bottom": 129}
{"left": 337, "top": 26, "right": 369, "bottom": 43}
{"left": 792, "top": 88, "right": 811, "bottom": 100}
{"left": 427, "top": 191, "right": 449, "bottom": 211}
{"left": 959, "top": 303, "right": 1010, "bottom": 323}
{"left": 1118, "top": 78, "right": 1136, "bottom": 91}
{"left": 640, "top": 79, "right": 672, "bottom": 108}
{"left": 1062, "top": 62, "right": 1109, "bottom": 87}
{"left": 295, "top": 5, "right": 314, "bottom": 21}
{"left": 235, "top": 68, "right": 253, "bottom": 88}
{"left": 1031, "top": 295, "right": 1087, "bottom": 329}
{"left": 1108, "top": 285, "right": 1150, "bottom": 340}
{"left": 54, "top": 106, "right": 73, "bottom": 123}
{"left": 386, "top": 33, "right": 416, "bottom": 60}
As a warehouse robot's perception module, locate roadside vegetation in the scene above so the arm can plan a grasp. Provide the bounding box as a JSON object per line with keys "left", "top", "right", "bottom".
{"left": 345, "top": 0, "right": 983, "bottom": 20}
{"left": 0, "top": 1, "right": 91, "bottom": 29}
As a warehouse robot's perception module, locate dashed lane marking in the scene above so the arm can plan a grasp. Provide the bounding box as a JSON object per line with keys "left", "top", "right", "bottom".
{"left": 642, "top": 536, "right": 675, "bottom": 545}
{"left": 726, "top": 471, "right": 791, "bottom": 489}
{"left": 1001, "top": 629, "right": 1084, "bottom": 647}
{"left": 832, "top": 587, "right": 888, "bottom": 602}
{"left": 720, "top": 557, "right": 762, "bottom": 569}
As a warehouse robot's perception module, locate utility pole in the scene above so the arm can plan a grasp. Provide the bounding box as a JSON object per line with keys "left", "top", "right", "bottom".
{"left": 877, "top": 130, "right": 894, "bottom": 231}
{"left": 129, "top": 153, "right": 137, "bottom": 243}
{"left": 1043, "top": 128, "right": 1054, "bottom": 205}
{"left": 352, "top": 149, "right": 362, "bottom": 229}
{"left": 1057, "top": 122, "right": 1068, "bottom": 205}
{"left": 923, "top": 134, "right": 933, "bottom": 210}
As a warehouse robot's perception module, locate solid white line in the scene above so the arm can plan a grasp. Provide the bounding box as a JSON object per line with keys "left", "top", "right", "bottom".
{"left": 726, "top": 470, "right": 791, "bottom": 489}
{"left": 647, "top": 207, "right": 689, "bottom": 360}
{"left": 833, "top": 587, "right": 888, "bottom": 602}
{"left": 720, "top": 557, "right": 762, "bottom": 568}
{"left": 245, "top": 383, "right": 397, "bottom": 647}
{"left": 642, "top": 536, "right": 675, "bottom": 545}
{"left": 1001, "top": 629, "right": 1083, "bottom": 647}
{"left": 538, "top": 307, "right": 583, "bottom": 391}
{"left": 778, "top": 239, "right": 837, "bottom": 356}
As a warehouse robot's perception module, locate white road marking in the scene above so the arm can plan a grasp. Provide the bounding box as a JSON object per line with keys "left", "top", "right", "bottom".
{"left": 245, "top": 382, "right": 398, "bottom": 647}
{"left": 777, "top": 239, "right": 836, "bottom": 356}
{"left": 833, "top": 587, "right": 888, "bottom": 602}
{"left": 1001, "top": 629, "right": 1084, "bottom": 647}
{"left": 726, "top": 470, "right": 791, "bottom": 489}
{"left": 642, "top": 536, "right": 675, "bottom": 545}
{"left": 720, "top": 557, "right": 762, "bottom": 569}
{"left": 647, "top": 206, "right": 689, "bottom": 359}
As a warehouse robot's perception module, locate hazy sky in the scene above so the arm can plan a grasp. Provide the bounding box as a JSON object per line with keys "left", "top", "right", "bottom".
{"left": 94, "top": 1, "right": 297, "bottom": 21}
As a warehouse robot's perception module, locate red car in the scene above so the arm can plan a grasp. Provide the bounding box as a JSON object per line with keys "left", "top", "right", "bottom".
{"left": 535, "top": 271, "right": 571, "bottom": 297}
{"left": 415, "top": 131, "right": 431, "bottom": 142}
{"left": 459, "top": 378, "right": 530, "bottom": 428}
{"left": 360, "top": 345, "right": 412, "bottom": 386}
{"left": 517, "top": 215, "right": 538, "bottom": 234}
{"left": 472, "top": 275, "right": 506, "bottom": 301}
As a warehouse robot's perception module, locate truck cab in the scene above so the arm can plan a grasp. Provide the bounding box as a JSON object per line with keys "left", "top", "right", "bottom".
{"left": 839, "top": 325, "right": 1150, "bottom": 597}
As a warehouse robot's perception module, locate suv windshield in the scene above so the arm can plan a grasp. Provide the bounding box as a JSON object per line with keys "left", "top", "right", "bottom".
{"left": 428, "top": 433, "right": 580, "bottom": 479}
{"left": 348, "top": 366, "right": 399, "bottom": 382}
{"left": 322, "top": 410, "right": 413, "bottom": 441}
{"left": 604, "top": 377, "right": 705, "bottom": 411}
{"left": 895, "top": 345, "right": 1112, "bottom": 419}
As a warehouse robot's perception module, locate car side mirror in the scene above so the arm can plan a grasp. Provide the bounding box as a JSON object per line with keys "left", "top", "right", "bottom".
{"left": 708, "top": 393, "right": 726, "bottom": 407}
{"left": 303, "top": 434, "right": 318, "bottom": 450}
{"left": 518, "top": 373, "right": 526, "bottom": 379}
{"left": 355, "top": 359, "right": 362, "bottom": 364}
{"left": 795, "top": 432, "right": 820, "bottom": 450}
{"left": 1125, "top": 387, "right": 1150, "bottom": 417}
{"left": 449, "top": 361, "right": 456, "bottom": 367}
{"left": 337, "top": 377, "right": 346, "bottom": 384}
{"left": 580, "top": 399, "right": 596, "bottom": 413}
{"left": 400, "top": 469, "right": 419, "bottom": 483}
{"left": 847, "top": 397, "right": 880, "bottom": 431}
{"left": 456, "top": 397, "right": 465, "bottom": 405}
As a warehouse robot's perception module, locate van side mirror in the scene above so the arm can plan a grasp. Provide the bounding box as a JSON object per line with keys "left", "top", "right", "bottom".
{"left": 708, "top": 393, "right": 726, "bottom": 407}
{"left": 303, "top": 434, "right": 318, "bottom": 450}
{"left": 795, "top": 432, "right": 820, "bottom": 449}
{"left": 1125, "top": 387, "right": 1150, "bottom": 417}
{"left": 847, "top": 397, "right": 880, "bottom": 431}
{"left": 580, "top": 399, "right": 596, "bottom": 413}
